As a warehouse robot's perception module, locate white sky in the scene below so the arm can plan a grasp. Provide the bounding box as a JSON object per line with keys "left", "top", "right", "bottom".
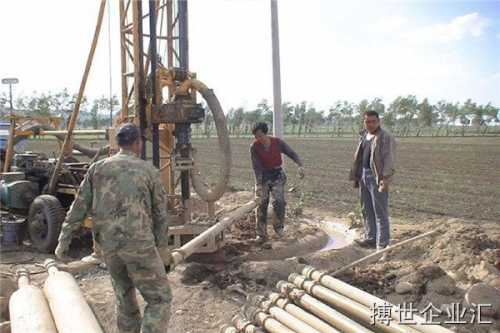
{"left": 0, "top": 0, "right": 498, "bottom": 112}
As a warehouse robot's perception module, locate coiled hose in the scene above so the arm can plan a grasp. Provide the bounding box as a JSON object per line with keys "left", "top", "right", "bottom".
{"left": 189, "top": 79, "right": 232, "bottom": 203}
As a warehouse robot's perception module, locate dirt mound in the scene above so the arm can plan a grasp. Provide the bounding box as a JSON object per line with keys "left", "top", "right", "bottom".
{"left": 422, "top": 220, "right": 500, "bottom": 287}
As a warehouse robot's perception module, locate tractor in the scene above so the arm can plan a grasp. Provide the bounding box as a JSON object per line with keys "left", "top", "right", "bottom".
{"left": 0, "top": 117, "right": 105, "bottom": 253}
{"left": 0, "top": 151, "right": 91, "bottom": 253}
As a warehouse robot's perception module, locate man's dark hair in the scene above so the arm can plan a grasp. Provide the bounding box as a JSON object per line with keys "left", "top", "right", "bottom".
{"left": 252, "top": 122, "right": 269, "bottom": 135}
{"left": 116, "top": 123, "right": 140, "bottom": 147}
{"left": 363, "top": 110, "right": 379, "bottom": 119}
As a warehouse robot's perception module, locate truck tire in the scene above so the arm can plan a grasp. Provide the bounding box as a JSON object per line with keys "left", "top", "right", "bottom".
{"left": 28, "top": 195, "right": 65, "bottom": 253}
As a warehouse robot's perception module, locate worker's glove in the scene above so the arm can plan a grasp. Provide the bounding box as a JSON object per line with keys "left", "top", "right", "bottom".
{"left": 378, "top": 180, "right": 389, "bottom": 193}
{"left": 298, "top": 166, "right": 305, "bottom": 179}
{"left": 158, "top": 246, "right": 173, "bottom": 272}
{"left": 54, "top": 242, "right": 69, "bottom": 261}
{"left": 254, "top": 184, "right": 263, "bottom": 205}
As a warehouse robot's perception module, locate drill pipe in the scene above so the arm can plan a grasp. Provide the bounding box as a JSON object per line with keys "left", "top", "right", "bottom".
{"left": 277, "top": 281, "right": 374, "bottom": 333}
{"left": 43, "top": 259, "right": 103, "bottom": 333}
{"left": 260, "top": 299, "right": 322, "bottom": 333}
{"left": 232, "top": 314, "right": 266, "bottom": 333}
{"left": 12, "top": 123, "right": 110, "bottom": 158}
{"left": 302, "top": 266, "right": 454, "bottom": 333}
{"left": 245, "top": 305, "right": 296, "bottom": 333}
{"left": 9, "top": 268, "right": 57, "bottom": 333}
{"left": 289, "top": 273, "right": 416, "bottom": 333}
{"left": 268, "top": 292, "right": 340, "bottom": 333}
{"left": 171, "top": 200, "right": 257, "bottom": 266}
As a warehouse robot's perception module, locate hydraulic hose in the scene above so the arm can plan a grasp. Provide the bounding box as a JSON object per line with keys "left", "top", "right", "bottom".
{"left": 189, "top": 79, "right": 231, "bottom": 203}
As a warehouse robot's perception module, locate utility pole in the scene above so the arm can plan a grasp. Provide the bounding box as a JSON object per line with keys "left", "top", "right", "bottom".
{"left": 2, "top": 77, "right": 19, "bottom": 172}
{"left": 270, "top": 0, "right": 283, "bottom": 138}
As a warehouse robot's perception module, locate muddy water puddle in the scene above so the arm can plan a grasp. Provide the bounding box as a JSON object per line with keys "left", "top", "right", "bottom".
{"left": 302, "top": 217, "right": 357, "bottom": 251}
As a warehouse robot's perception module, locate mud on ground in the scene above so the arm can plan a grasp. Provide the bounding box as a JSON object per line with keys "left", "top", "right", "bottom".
{"left": 1, "top": 191, "right": 499, "bottom": 333}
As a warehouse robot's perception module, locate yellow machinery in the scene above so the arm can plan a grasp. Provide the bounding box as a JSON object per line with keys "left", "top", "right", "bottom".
{"left": 0, "top": 1, "right": 232, "bottom": 255}
{"left": 46, "top": 0, "right": 232, "bottom": 253}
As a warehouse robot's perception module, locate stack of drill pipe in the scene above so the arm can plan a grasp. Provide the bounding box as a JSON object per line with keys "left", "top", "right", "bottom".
{"left": 259, "top": 297, "right": 324, "bottom": 333}
{"left": 43, "top": 259, "right": 103, "bottom": 333}
{"left": 268, "top": 292, "right": 341, "bottom": 333}
{"left": 245, "top": 305, "right": 297, "bottom": 333}
{"left": 9, "top": 268, "right": 57, "bottom": 333}
{"left": 288, "top": 273, "right": 420, "bottom": 333}
{"left": 302, "top": 266, "right": 455, "bottom": 333}
{"left": 232, "top": 314, "right": 266, "bottom": 333}
{"left": 277, "top": 281, "right": 374, "bottom": 333}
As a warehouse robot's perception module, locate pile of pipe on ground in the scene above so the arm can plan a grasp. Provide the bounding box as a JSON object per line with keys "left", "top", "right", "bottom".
{"left": 220, "top": 265, "right": 454, "bottom": 333}
{"left": 8, "top": 259, "right": 103, "bottom": 333}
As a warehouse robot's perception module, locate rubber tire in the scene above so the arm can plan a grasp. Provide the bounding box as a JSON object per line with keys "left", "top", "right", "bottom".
{"left": 28, "top": 195, "right": 65, "bottom": 253}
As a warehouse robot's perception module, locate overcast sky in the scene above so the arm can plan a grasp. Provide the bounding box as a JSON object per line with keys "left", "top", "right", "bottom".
{"left": 0, "top": 0, "right": 499, "bottom": 112}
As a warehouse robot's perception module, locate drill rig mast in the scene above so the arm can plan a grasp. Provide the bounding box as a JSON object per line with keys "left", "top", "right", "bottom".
{"left": 117, "top": 0, "right": 232, "bottom": 251}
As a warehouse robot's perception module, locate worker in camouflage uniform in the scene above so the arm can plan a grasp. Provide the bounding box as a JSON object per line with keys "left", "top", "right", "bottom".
{"left": 55, "top": 123, "right": 172, "bottom": 333}
{"left": 250, "top": 122, "right": 305, "bottom": 244}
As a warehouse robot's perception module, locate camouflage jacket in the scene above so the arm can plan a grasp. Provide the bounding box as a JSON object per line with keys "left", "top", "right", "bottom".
{"left": 58, "top": 149, "right": 169, "bottom": 251}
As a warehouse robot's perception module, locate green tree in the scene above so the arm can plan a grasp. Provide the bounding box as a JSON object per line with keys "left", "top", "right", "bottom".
{"left": 354, "top": 99, "right": 369, "bottom": 132}
{"left": 327, "top": 102, "right": 342, "bottom": 136}
{"left": 257, "top": 99, "right": 273, "bottom": 125}
{"left": 442, "top": 102, "right": 460, "bottom": 135}
{"left": 382, "top": 111, "right": 396, "bottom": 130}
{"left": 294, "top": 102, "right": 307, "bottom": 136}
{"left": 203, "top": 112, "right": 213, "bottom": 138}
{"left": 282, "top": 102, "right": 294, "bottom": 134}
{"left": 417, "top": 98, "right": 435, "bottom": 129}
{"left": 389, "top": 95, "right": 418, "bottom": 136}
{"left": 304, "top": 105, "right": 324, "bottom": 134}
{"left": 368, "top": 98, "right": 385, "bottom": 116}
{"left": 458, "top": 99, "right": 476, "bottom": 136}
{"left": 483, "top": 103, "right": 499, "bottom": 123}
{"left": 52, "top": 89, "right": 73, "bottom": 123}
{"left": 231, "top": 107, "right": 245, "bottom": 137}
{"left": 0, "top": 92, "right": 8, "bottom": 118}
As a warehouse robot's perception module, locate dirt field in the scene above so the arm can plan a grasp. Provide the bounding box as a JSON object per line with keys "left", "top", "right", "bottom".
{"left": 192, "top": 136, "right": 500, "bottom": 222}
{"left": 25, "top": 135, "right": 500, "bottom": 222}
{"left": 1, "top": 135, "right": 496, "bottom": 333}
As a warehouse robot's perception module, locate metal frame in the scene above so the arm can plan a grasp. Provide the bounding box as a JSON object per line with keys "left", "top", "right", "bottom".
{"left": 118, "top": 0, "right": 194, "bottom": 223}
{"left": 118, "top": 0, "right": 179, "bottom": 190}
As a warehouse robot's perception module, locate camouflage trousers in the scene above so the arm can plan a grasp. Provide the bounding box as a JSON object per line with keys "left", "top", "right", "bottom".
{"left": 256, "top": 169, "right": 287, "bottom": 238}
{"left": 102, "top": 245, "right": 172, "bottom": 333}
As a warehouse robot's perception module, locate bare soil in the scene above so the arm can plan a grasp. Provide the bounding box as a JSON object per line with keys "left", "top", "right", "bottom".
{"left": 1, "top": 191, "right": 499, "bottom": 332}
{"left": 0, "top": 136, "right": 497, "bottom": 332}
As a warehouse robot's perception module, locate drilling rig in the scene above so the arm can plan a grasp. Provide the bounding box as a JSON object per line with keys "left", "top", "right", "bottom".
{"left": 1, "top": 0, "right": 242, "bottom": 256}
{"left": 112, "top": 0, "right": 233, "bottom": 252}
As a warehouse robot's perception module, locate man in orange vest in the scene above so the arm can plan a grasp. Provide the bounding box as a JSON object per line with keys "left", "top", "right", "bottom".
{"left": 250, "top": 122, "right": 305, "bottom": 244}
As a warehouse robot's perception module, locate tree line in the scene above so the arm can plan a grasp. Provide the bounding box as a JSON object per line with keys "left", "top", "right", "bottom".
{"left": 1, "top": 89, "right": 498, "bottom": 137}
{"left": 199, "top": 97, "right": 499, "bottom": 137}
{"left": 0, "top": 89, "right": 118, "bottom": 129}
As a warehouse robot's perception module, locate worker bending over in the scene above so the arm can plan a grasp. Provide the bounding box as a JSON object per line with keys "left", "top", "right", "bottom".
{"left": 250, "top": 122, "right": 304, "bottom": 244}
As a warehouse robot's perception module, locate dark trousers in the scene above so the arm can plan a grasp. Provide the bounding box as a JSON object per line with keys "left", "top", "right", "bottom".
{"left": 360, "top": 168, "right": 390, "bottom": 248}
{"left": 256, "top": 169, "right": 287, "bottom": 237}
